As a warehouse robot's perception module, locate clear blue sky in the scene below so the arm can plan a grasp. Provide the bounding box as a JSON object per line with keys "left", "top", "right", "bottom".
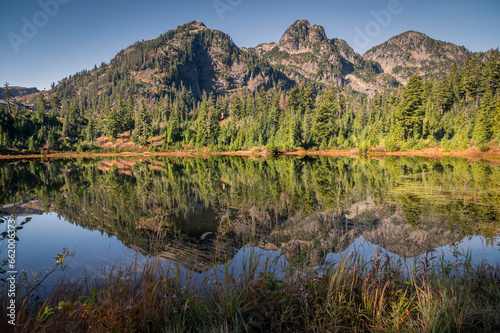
{"left": 1, "top": 0, "right": 499, "bottom": 90}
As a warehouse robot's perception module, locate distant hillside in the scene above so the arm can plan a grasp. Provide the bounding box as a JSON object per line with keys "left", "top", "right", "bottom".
{"left": 363, "top": 31, "right": 472, "bottom": 84}
{"left": 0, "top": 86, "right": 39, "bottom": 99}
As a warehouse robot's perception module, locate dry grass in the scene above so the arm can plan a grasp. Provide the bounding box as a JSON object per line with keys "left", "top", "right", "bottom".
{"left": 1, "top": 250, "right": 499, "bottom": 332}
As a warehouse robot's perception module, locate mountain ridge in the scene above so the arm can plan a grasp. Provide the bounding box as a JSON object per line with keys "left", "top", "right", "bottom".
{"left": 0, "top": 86, "right": 40, "bottom": 100}
{"left": 12, "top": 19, "right": 496, "bottom": 106}
{"left": 253, "top": 19, "right": 385, "bottom": 90}
{"left": 363, "top": 30, "right": 474, "bottom": 84}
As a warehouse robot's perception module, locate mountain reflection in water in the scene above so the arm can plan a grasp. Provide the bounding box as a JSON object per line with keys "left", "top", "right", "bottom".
{"left": 1, "top": 155, "right": 499, "bottom": 279}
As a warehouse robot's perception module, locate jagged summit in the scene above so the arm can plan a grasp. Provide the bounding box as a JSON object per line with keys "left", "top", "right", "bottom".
{"left": 253, "top": 19, "right": 385, "bottom": 90}
{"left": 278, "top": 19, "right": 328, "bottom": 54}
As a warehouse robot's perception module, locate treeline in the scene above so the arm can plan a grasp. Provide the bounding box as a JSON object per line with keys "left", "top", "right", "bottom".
{"left": 1, "top": 50, "right": 499, "bottom": 153}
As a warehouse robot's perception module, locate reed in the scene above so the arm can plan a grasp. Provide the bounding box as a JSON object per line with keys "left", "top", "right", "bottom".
{"left": 1, "top": 249, "right": 499, "bottom": 332}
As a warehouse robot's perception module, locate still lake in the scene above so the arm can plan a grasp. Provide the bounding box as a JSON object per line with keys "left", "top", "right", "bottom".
{"left": 1, "top": 155, "right": 500, "bottom": 285}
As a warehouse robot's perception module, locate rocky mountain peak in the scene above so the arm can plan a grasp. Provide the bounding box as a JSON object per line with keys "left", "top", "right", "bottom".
{"left": 388, "top": 30, "right": 429, "bottom": 44}
{"left": 254, "top": 19, "right": 386, "bottom": 90}
{"left": 185, "top": 21, "right": 207, "bottom": 29}
{"left": 284, "top": 19, "right": 312, "bottom": 33}
{"left": 278, "top": 19, "right": 328, "bottom": 53}
{"left": 364, "top": 30, "right": 471, "bottom": 83}
{"left": 308, "top": 24, "right": 328, "bottom": 44}
{"left": 279, "top": 19, "right": 312, "bottom": 53}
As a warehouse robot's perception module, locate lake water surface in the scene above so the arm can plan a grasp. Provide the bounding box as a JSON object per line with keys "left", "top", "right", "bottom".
{"left": 1, "top": 156, "right": 499, "bottom": 285}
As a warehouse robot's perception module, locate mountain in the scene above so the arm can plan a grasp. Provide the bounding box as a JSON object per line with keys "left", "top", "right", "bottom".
{"left": 55, "top": 21, "right": 292, "bottom": 100}
{"left": 14, "top": 21, "right": 295, "bottom": 108}
{"left": 0, "top": 86, "right": 39, "bottom": 99}
{"left": 13, "top": 21, "right": 492, "bottom": 108}
{"left": 363, "top": 31, "right": 472, "bottom": 84}
{"left": 253, "top": 19, "right": 398, "bottom": 92}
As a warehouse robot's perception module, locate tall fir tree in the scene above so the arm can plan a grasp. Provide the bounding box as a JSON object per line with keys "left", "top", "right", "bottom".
{"left": 85, "top": 111, "right": 97, "bottom": 145}
{"left": 473, "top": 91, "right": 495, "bottom": 144}
{"left": 105, "top": 106, "right": 121, "bottom": 139}
{"left": 492, "top": 99, "right": 500, "bottom": 140}
{"left": 137, "top": 101, "right": 152, "bottom": 144}
{"left": 51, "top": 96, "right": 61, "bottom": 114}
{"left": 3, "top": 82, "right": 13, "bottom": 114}
{"left": 34, "top": 94, "right": 47, "bottom": 124}
{"left": 312, "top": 88, "right": 337, "bottom": 148}
{"left": 164, "top": 110, "right": 180, "bottom": 145}
{"left": 398, "top": 73, "right": 425, "bottom": 140}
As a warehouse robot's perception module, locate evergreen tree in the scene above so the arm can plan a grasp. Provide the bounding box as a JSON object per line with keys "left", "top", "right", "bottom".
{"left": 105, "top": 106, "right": 121, "bottom": 139}
{"left": 195, "top": 94, "right": 219, "bottom": 147}
{"left": 37, "top": 94, "right": 47, "bottom": 113}
{"left": 287, "top": 110, "right": 300, "bottom": 148}
{"left": 398, "top": 73, "right": 425, "bottom": 140}
{"left": 69, "top": 103, "right": 80, "bottom": 123}
{"left": 492, "top": 100, "right": 500, "bottom": 140}
{"left": 312, "top": 88, "right": 337, "bottom": 148}
{"left": 124, "top": 96, "right": 136, "bottom": 131}
{"left": 3, "top": 82, "right": 13, "bottom": 113}
{"left": 46, "top": 127, "right": 58, "bottom": 150}
{"left": 229, "top": 94, "right": 243, "bottom": 118}
{"left": 301, "top": 112, "right": 314, "bottom": 147}
{"left": 164, "top": 110, "right": 180, "bottom": 145}
{"left": 435, "top": 76, "right": 453, "bottom": 113}
{"left": 481, "top": 50, "right": 500, "bottom": 94}
{"left": 267, "top": 93, "right": 281, "bottom": 134}
{"left": 51, "top": 96, "right": 61, "bottom": 114}
{"left": 115, "top": 96, "right": 127, "bottom": 132}
{"left": 195, "top": 99, "right": 208, "bottom": 147}
{"left": 62, "top": 114, "right": 71, "bottom": 138}
{"left": 207, "top": 99, "right": 220, "bottom": 146}
{"left": 133, "top": 101, "right": 151, "bottom": 144}
{"left": 449, "top": 62, "right": 463, "bottom": 102}
{"left": 461, "top": 58, "right": 482, "bottom": 101}
{"left": 301, "top": 84, "right": 315, "bottom": 115}
{"left": 85, "top": 112, "right": 97, "bottom": 145}
{"left": 288, "top": 86, "right": 300, "bottom": 112}
{"left": 386, "top": 112, "right": 405, "bottom": 150}
{"left": 33, "top": 94, "right": 47, "bottom": 124}
{"left": 473, "top": 91, "right": 495, "bottom": 144}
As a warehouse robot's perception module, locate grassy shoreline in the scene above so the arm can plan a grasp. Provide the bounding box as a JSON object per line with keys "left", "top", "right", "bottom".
{"left": 1, "top": 251, "right": 499, "bottom": 332}
{"left": 1, "top": 146, "right": 500, "bottom": 162}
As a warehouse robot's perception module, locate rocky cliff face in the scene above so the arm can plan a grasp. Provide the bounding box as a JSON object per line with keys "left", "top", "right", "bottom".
{"left": 254, "top": 19, "right": 383, "bottom": 88}
{"left": 363, "top": 31, "right": 471, "bottom": 84}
